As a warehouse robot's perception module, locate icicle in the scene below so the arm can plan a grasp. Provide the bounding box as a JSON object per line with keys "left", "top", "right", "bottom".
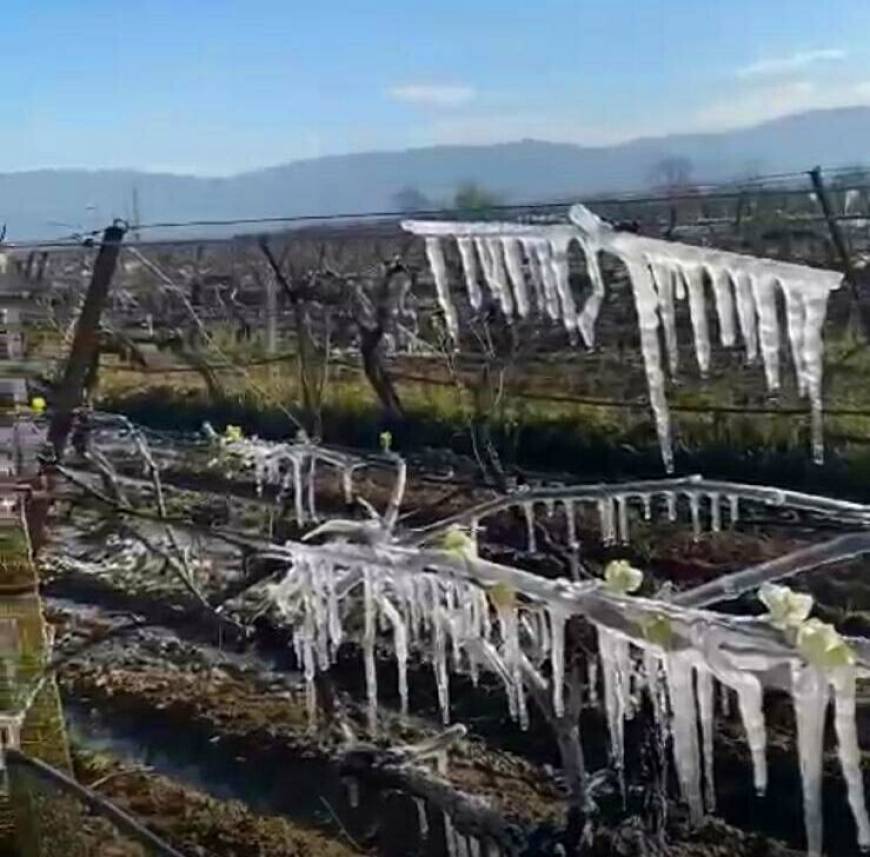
{"left": 598, "top": 497, "right": 616, "bottom": 546}
{"left": 622, "top": 257, "right": 674, "bottom": 472}
{"left": 750, "top": 273, "right": 781, "bottom": 391}
{"left": 424, "top": 237, "right": 460, "bottom": 343}
{"left": 564, "top": 499, "right": 579, "bottom": 549}
{"left": 301, "top": 613, "right": 317, "bottom": 726}
{"left": 495, "top": 600, "right": 527, "bottom": 729}
{"left": 616, "top": 494, "right": 629, "bottom": 544}
{"left": 534, "top": 240, "right": 561, "bottom": 320}
{"left": 696, "top": 668, "right": 716, "bottom": 812}
{"left": 728, "top": 672, "right": 767, "bottom": 794}
{"left": 728, "top": 494, "right": 739, "bottom": 525}
{"left": 650, "top": 261, "right": 679, "bottom": 376}
{"left": 502, "top": 237, "right": 531, "bottom": 318}
{"left": 719, "top": 682, "right": 732, "bottom": 718}
{"left": 483, "top": 841, "right": 501, "bottom": 857}
{"left": 549, "top": 607, "right": 568, "bottom": 717}
{"left": 346, "top": 777, "right": 359, "bottom": 809}
{"left": 801, "top": 291, "right": 832, "bottom": 464}
{"left": 487, "top": 238, "right": 515, "bottom": 317}
{"left": 470, "top": 517, "right": 480, "bottom": 554}
{"left": 363, "top": 568, "right": 378, "bottom": 732}
{"left": 666, "top": 491, "right": 677, "bottom": 522}
{"left": 306, "top": 457, "right": 318, "bottom": 522}
{"left": 733, "top": 272, "right": 759, "bottom": 362}
{"left": 380, "top": 598, "right": 409, "bottom": 716}
{"left": 341, "top": 466, "right": 354, "bottom": 504}
{"left": 576, "top": 238, "right": 605, "bottom": 348}
{"left": 325, "top": 564, "right": 343, "bottom": 655}
{"left": 681, "top": 264, "right": 711, "bottom": 376}
{"left": 688, "top": 492, "right": 701, "bottom": 538}
{"left": 791, "top": 664, "right": 829, "bottom": 857}
{"left": 782, "top": 284, "right": 809, "bottom": 396}
{"left": 708, "top": 493, "right": 721, "bottom": 533}
{"left": 456, "top": 834, "right": 470, "bottom": 857}
{"left": 641, "top": 493, "right": 652, "bottom": 521}
{"left": 456, "top": 237, "right": 483, "bottom": 310}
{"left": 291, "top": 457, "right": 305, "bottom": 526}
{"left": 432, "top": 587, "right": 451, "bottom": 724}
{"left": 709, "top": 266, "right": 737, "bottom": 346}
{"left": 416, "top": 798, "right": 429, "bottom": 839}
{"left": 444, "top": 812, "right": 458, "bottom": 857}
{"left": 522, "top": 501, "right": 537, "bottom": 553}
{"left": 663, "top": 652, "right": 704, "bottom": 822}
{"left": 468, "top": 837, "right": 482, "bottom": 857}
{"left": 597, "top": 627, "right": 631, "bottom": 796}
{"left": 588, "top": 656, "right": 599, "bottom": 706}
{"left": 549, "top": 237, "right": 577, "bottom": 332}
{"left": 520, "top": 238, "right": 546, "bottom": 313}
{"left": 830, "top": 668, "right": 870, "bottom": 851}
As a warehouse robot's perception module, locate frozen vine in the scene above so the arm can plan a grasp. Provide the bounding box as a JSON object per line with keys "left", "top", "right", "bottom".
{"left": 261, "top": 532, "right": 870, "bottom": 856}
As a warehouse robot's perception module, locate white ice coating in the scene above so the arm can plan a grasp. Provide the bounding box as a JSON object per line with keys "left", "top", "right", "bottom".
{"left": 523, "top": 501, "right": 537, "bottom": 553}
{"left": 425, "top": 237, "right": 460, "bottom": 343}
{"left": 664, "top": 651, "right": 704, "bottom": 821}
{"left": 830, "top": 668, "right": 870, "bottom": 852}
{"left": 709, "top": 493, "right": 721, "bottom": 533}
{"left": 475, "top": 238, "right": 514, "bottom": 317}
{"left": 270, "top": 533, "right": 870, "bottom": 857}
{"left": 728, "top": 494, "right": 739, "bottom": 525}
{"left": 220, "top": 436, "right": 359, "bottom": 526}
{"left": 682, "top": 266, "right": 712, "bottom": 375}
{"left": 403, "top": 209, "right": 842, "bottom": 470}
{"left": 696, "top": 667, "right": 716, "bottom": 812}
{"left": 456, "top": 237, "right": 483, "bottom": 310}
{"left": 651, "top": 262, "right": 680, "bottom": 375}
{"left": 520, "top": 238, "right": 547, "bottom": 314}
{"left": 616, "top": 494, "right": 629, "bottom": 544}
{"left": 792, "top": 664, "right": 828, "bottom": 857}
{"left": 596, "top": 626, "right": 631, "bottom": 795}
{"left": 689, "top": 492, "right": 701, "bottom": 538}
{"left": 548, "top": 607, "right": 568, "bottom": 717}
{"left": 502, "top": 238, "right": 531, "bottom": 318}
{"left": 598, "top": 498, "right": 616, "bottom": 546}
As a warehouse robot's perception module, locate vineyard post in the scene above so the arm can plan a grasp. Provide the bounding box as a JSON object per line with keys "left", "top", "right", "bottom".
{"left": 48, "top": 223, "right": 126, "bottom": 456}
{"left": 809, "top": 166, "right": 868, "bottom": 339}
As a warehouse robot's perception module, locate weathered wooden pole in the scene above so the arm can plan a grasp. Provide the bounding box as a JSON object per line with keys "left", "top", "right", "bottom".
{"left": 809, "top": 166, "right": 868, "bottom": 338}
{"left": 48, "top": 223, "right": 126, "bottom": 457}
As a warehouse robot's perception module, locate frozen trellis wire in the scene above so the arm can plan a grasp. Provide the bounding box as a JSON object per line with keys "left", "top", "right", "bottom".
{"left": 403, "top": 207, "right": 843, "bottom": 471}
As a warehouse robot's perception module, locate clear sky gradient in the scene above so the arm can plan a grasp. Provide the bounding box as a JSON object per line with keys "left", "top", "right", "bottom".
{"left": 4, "top": 0, "right": 870, "bottom": 175}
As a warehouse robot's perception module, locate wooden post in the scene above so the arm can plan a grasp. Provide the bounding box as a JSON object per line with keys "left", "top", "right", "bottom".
{"left": 47, "top": 224, "right": 126, "bottom": 457}
{"left": 809, "top": 166, "right": 868, "bottom": 338}
{"left": 265, "top": 269, "right": 278, "bottom": 355}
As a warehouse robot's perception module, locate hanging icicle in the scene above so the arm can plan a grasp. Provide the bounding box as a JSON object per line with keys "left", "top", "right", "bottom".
{"left": 403, "top": 209, "right": 842, "bottom": 471}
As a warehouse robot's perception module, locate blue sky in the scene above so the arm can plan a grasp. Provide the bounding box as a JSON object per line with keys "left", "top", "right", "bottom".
{"left": 4, "top": 0, "right": 870, "bottom": 174}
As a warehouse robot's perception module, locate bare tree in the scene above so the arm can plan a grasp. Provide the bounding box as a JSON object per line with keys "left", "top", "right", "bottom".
{"left": 648, "top": 156, "right": 694, "bottom": 192}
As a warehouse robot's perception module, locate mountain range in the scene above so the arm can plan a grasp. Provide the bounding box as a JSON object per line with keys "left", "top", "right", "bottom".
{"left": 4, "top": 106, "right": 870, "bottom": 240}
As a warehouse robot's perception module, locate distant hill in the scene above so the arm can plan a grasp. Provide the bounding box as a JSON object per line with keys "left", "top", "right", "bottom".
{"left": 4, "top": 106, "right": 870, "bottom": 240}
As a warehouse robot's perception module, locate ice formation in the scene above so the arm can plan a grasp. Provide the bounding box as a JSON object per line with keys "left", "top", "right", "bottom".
{"left": 218, "top": 435, "right": 362, "bottom": 525}
{"left": 403, "top": 209, "right": 843, "bottom": 470}
{"left": 265, "top": 527, "right": 870, "bottom": 857}
{"left": 423, "top": 475, "right": 870, "bottom": 555}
